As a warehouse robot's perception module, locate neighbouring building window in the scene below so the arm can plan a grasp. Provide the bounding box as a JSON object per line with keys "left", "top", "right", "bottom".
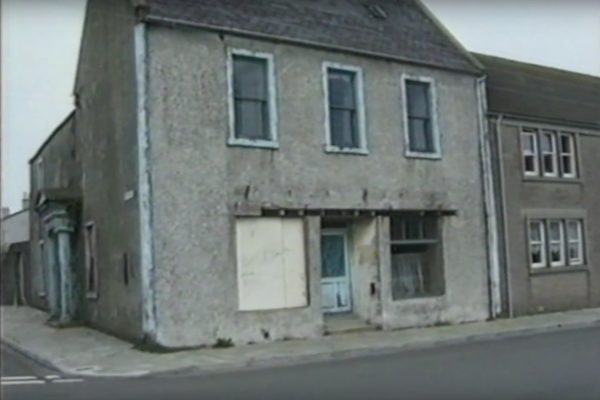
{"left": 84, "top": 222, "right": 98, "bottom": 298}
{"left": 403, "top": 76, "right": 439, "bottom": 157}
{"left": 324, "top": 63, "right": 367, "bottom": 153}
{"left": 228, "top": 49, "right": 277, "bottom": 147}
{"left": 520, "top": 127, "right": 578, "bottom": 179}
{"left": 528, "top": 218, "right": 585, "bottom": 269}
{"left": 566, "top": 220, "right": 584, "bottom": 265}
{"left": 390, "top": 215, "right": 444, "bottom": 299}
{"left": 559, "top": 133, "right": 577, "bottom": 178}
{"left": 236, "top": 218, "right": 307, "bottom": 311}
{"left": 521, "top": 128, "right": 539, "bottom": 176}
{"left": 541, "top": 130, "right": 558, "bottom": 177}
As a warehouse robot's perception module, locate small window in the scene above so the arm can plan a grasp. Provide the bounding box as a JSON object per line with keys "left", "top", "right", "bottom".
{"left": 521, "top": 128, "right": 539, "bottom": 176}
{"left": 390, "top": 215, "right": 444, "bottom": 299}
{"left": 84, "top": 222, "right": 98, "bottom": 298}
{"left": 566, "top": 220, "right": 584, "bottom": 265}
{"left": 547, "top": 220, "right": 565, "bottom": 267}
{"left": 403, "top": 77, "right": 439, "bottom": 157}
{"left": 529, "top": 220, "right": 546, "bottom": 268}
{"left": 324, "top": 63, "right": 366, "bottom": 153}
{"left": 228, "top": 50, "right": 277, "bottom": 148}
{"left": 541, "top": 131, "right": 558, "bottom": 177}
{"left": 559, "top": 133, "right": 577, "bottom": 178}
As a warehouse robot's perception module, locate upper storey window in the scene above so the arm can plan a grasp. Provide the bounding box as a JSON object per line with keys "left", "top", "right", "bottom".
{"left": 402, "top": 76, "right": 440, "bottom": 159}
{"left": 227, "top": 49, "right": 278, "bottom": 148}
{"left": 520, "top": 127, "right": 578, "bottom": 179}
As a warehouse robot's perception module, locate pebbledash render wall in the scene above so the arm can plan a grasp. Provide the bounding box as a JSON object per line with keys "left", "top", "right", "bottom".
{"left": 145, "top": 26, "right": 490, "bottom": 347}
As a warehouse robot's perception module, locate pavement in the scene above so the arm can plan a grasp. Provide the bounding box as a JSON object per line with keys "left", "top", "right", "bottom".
{"left": 1, "top": 305, "right": 600, "bottom": 378}
{"left": 2, "top": 326, "right": 599, "bottom": 399}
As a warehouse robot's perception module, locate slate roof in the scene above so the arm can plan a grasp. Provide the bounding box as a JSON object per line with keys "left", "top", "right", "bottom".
{"left": 475, "top": 53, "right": 600, "bottom": 130}
{"left": 144, "top": 0, "right": 481, "bottom": 74}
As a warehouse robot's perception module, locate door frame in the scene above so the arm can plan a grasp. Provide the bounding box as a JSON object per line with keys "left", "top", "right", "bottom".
{"left": 321, "top": 228, "right": 353, "bottom": 313}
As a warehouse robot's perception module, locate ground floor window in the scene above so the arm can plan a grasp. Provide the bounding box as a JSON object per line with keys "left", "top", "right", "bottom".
{"left": 390, "top": 214, "right": 444, "bottom": 300}
{"left": 235, "top": 217, "right": 308, "bottom": 311}
{"left": 528, "top": 218, "right": 585, "bottom": 269}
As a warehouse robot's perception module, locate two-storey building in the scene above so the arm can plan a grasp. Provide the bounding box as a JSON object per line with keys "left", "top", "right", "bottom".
{"left": 29, "top": 0, "right": 493, "bottom": 348}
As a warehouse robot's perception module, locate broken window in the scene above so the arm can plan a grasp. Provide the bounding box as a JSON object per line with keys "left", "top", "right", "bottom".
{"left": 521, "top": 128, "right": 539, "bottom": 176}
{"left": 84, "top": 222, "right": 98, "bottom": 298}
{"left": 327, "top": 67, "right": 362, "bottom": 150}
{"left": 404, "top": 79, "right": 436, "bottom": 155}
{"left": 390, "top": 215, "right": 444, "bottom": 300}
{"left": 541, "top": 130, "right": 558, "bottom": 177}
{"left": 231, "top": 52, "right": 274, "bottom": 142}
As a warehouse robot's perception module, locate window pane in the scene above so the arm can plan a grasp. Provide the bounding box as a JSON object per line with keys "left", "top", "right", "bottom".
{"left": 233, "top": 56, "right": 267, "bottom": 100}
{"left": 561, "top": 135, "right": 572, "bottom": 153}
{"left": 530, "top": 221, "right": 542, "bottom": 241}
{"left": 391, "top": 253, "right": 425, "bottom": 299}
{"left": 543, "top": 155, "right": 555, "bottom": 174}
{"left": 234, "top": 99, "right": 269, "bottom": 140}
{"left": 524, "top": 155, "right": 536, "bottom": 173}
{"left": 330, "top": 109, "right": 358, "bottom": 148}
{"left": 561, "top": 155, "right": 572, "bottom": 175}
{"left": 321, "top": 235, "right": 346, "bottom": 278}
{"left": 541, "top": 133, "right": 555, "bottom": 152}
{"left": 406, "top": 81, "right": 430, "bottom": 119}
{"left": 531, "top": 244, "right": 543, "bottom": 264}
{"left": 408, "top": 118, "right": 433, "bottom": 152}
{"left": 522, "top": 134, "right": 535, "bottom": 153}
{"left": 550, "top": 243, "right": 562, "bottom": 263}
{"left": 405, "top": 219, "right": 423, "bottom": 240}
{"left": 328, "top": 70, "right": 355, "bottom": 109}
{"left": 567, "top": 221, "right": 581, "bottom": 241}
{"left": 548, "top": 221, "right": 561, "bottom": 241}
{"left": 568, "top": 243, "right": 581, "bottom": 262}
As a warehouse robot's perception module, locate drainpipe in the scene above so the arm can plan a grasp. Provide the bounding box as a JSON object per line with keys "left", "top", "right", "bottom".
{"left": 134, "top": 21, "right": 158, "bottom": 343}
{"left": 476, "top": 77, "right": 502, "bottom": 319}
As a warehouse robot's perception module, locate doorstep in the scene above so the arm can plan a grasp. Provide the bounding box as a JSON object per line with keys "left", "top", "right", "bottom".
{"left": 324, "top": 313, "right": 379, "bottom": 335}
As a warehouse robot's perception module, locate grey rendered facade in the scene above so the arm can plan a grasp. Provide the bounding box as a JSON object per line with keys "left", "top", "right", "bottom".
{"left": 478, "top": 54, "right": 600, "bottom": 316}
{"left": 29, "top": 0, "right": 494, "bottom": 348}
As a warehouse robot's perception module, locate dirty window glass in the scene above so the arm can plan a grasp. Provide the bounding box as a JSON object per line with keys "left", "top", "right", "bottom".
{"left": 405, "top": 80, "right": 434, "bottom": 153}
{"left": 233, "top": 55, "right": 270, "bottom": 141}
{"left": 321, "top": 234, "right": 346, "bottom": 278}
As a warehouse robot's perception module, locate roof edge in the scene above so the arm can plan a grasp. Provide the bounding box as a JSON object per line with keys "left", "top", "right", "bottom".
{"left": 29, "top": 110, "right": 76, "bottom": 164}
{"left": 488, "top": 112, "right": 600, "bottom": 132}
{"left": 144, "top": 15, "right": 482, "bottom": 76}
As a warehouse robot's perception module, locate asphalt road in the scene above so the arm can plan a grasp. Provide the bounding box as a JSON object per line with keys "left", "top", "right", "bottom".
{"left": 2, "top": 326, "right": 599, "bottom": 400}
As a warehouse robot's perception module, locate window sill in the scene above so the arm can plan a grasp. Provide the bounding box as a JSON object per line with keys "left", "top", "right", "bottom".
{"left": 405, "top": 151, "right": 442, "bottom": 160}
{"left": 522, "top": 176, "right": 582, "bottom": 184}
{"left": 529, "top": 265, "right": 587, "bottom": 276}
{"left": 227, "top": 138, "right": 279, "bottom": 150}
{"left": 324, "top": 145, "right": 369, "bottom": 155}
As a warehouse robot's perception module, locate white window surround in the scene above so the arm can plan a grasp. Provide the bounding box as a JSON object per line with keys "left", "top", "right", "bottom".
{"left": 401, "top": 74, "right": 441, "bottom": 159}
{"left": 541, "top": 131, "right": 558, "bottom": 177}
{"left": 226, "top": 48, "right": 279, "bottom": 149}
{"left": 559, "top": 133, "right": 577, "bottom": 178}
{"left": 521, "top": 129, "right": 539, "bottom": 176}
{"left": 322, "top": 62, "right": 368, "bottom": 155}
{"left": 567, "top": 219, "right": 584, "bottom": 266}
{"left": 547, "top": 220, "right": 565, "bottom": 268}
{"left": 528, "top": 220, "right": 546, "bottom": 269}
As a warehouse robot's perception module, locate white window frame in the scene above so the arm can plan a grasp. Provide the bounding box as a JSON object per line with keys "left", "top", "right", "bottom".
{"left": 566, "top": 219, "right": 584, "bottom": 266}
{"left": 521, "top": 128, "right": 539, "bottom": 176}
{"left": 401, "top": 74, "right": 441, "bottom": 159}
{"left": 540, "top": 131, "right": 558, "bottom": 177}
{"left": 84, "top": 221, "right": 99, "bottom": 299}
{"left": 547, "top": 220, "right": 565, "bottom": 267}
{"left": 226, "top": 48, "right": 279, "bottom": 149}
{"left": 559, "top": 133, "right": 577, "bottom": 178}
{"left": 528, "top": 220, "right": 546, "bottom": 269}
{"left": 322, "top": 62, "right": 368, "bottom": 155}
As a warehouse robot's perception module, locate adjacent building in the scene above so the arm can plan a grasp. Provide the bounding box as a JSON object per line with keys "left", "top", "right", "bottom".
{"left": 1, "top": 205, "right": 31, "bottom": 306}
{"left": 478, "top": 53, "right": 600, "bottom": 316}
{"left": 28, "top": 0, "right": 494, "bottom": 348}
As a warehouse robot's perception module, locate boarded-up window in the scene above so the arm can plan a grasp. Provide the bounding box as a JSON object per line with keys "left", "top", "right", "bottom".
{"left": 236, "top": 218, "right": 308, "bottom": 311}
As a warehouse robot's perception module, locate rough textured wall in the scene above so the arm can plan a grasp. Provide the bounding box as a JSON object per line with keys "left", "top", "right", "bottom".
{"left": 74, "top": 0, "right": 143, "bottom": 340}
{"left": 29, "top": 116, "right": 80, "bottom": 311}
{"left": 498, "top": 122, "right": 600, "bottom": 315}
{"left": 146, "top": 27, "right": 489, "bottom": 346}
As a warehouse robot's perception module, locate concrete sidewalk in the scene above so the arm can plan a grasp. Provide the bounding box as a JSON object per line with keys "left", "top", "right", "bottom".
{"left": 2, "top": 306, "right": 600, "bottom": 378}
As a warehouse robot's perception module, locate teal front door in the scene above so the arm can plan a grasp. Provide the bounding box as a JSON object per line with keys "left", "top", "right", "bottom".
{"left": 321, "top": 230, "right": 352, "bottom": 313}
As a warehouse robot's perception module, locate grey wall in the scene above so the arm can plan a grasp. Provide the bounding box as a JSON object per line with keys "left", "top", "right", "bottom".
{"left": 72, "top": 0, "right": 143, "bottom": 340}
{"left": 145, "top": 27, "right": 490, "bottom": 347}
{"left": 495, "top": 119, "right": 600, "bottom": 316}
{"left": 29, "top": 115, "right": 80, "bottom": 311}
